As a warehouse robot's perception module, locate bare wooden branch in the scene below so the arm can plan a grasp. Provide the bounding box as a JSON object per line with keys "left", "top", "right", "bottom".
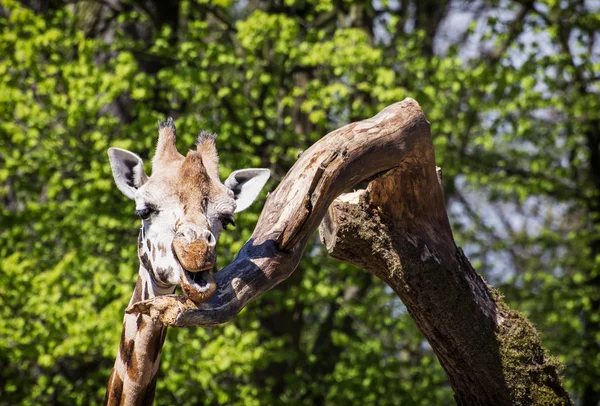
{"left": 128, "top": 98, "right": 429, "bottom": 326}
{"left": 128, "top": 98, "right": 571, "bottom": 404}
{"left": 318, "top": 149, "right": 571, "bottom": 404}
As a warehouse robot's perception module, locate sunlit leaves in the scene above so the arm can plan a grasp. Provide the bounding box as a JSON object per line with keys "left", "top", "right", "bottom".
{"left": 2, "top": 0, "right": 599, "bottom": 404}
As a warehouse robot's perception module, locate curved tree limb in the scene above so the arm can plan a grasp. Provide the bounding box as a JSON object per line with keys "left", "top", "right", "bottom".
{"left": 319, "top": 174, "right": 570, "bottom": 405}
{"left": 128, "top": 98, "right": 570, "bottom": 404}
{"left": 129, "top": 98, "right": 427, "bottom": 325}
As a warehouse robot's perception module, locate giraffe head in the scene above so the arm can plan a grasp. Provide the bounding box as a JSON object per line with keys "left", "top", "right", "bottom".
{"left": 107, "top": 118, "right": 270, "bottom": 304}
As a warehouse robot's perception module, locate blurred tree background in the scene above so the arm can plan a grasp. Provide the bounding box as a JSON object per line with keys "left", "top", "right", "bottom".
{"left": 0, "top": 0, "right": 598, "bottom": 404}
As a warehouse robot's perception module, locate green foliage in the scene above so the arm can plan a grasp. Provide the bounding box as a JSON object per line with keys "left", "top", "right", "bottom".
{"left": 1, "top": 0, "right": 598, "bottom": 404}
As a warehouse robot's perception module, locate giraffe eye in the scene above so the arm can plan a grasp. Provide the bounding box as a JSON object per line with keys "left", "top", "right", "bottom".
{"left": 220, "top": 214, "right": 235, "bottom": 230}
{"left": 134, "top": 207, "right": 156, "bottom": 221}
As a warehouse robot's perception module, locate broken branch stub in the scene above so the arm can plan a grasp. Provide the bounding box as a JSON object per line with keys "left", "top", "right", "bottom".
{"left": 128, "top": 98, "right": 430, "bottom": 326}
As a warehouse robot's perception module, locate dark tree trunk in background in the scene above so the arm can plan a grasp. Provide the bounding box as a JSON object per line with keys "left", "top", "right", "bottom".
{"left": 581, "top": 117, "right": 600, "bottom": 406}
{"left": 413, "top": 0, "right": 450, "bottom": 56}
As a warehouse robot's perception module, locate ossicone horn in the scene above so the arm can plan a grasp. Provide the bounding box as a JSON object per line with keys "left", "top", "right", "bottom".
{"left": 154, "top": 117, "right": 183, "bottom": 165}
{"left": 196, "top": 131, "right": 219, "bottom": 179}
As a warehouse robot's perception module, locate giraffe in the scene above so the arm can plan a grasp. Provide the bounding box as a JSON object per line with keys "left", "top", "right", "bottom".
{"left": 104, "top": 118, "right": 270, "bottom": 405}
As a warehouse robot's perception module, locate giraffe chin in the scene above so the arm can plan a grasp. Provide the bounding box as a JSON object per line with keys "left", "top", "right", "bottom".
{"left": 179, "top": 268, "right": 217, "bottom": 304}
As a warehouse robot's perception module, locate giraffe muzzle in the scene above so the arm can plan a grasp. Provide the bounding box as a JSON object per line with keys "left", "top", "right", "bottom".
{"left": 172, "top": 227, "right": 218, "bottom": 303}
{"left": 172, "top": 227, "right": 216, "bottom": 272}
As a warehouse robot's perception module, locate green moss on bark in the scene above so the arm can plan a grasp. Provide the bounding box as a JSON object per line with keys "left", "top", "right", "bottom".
{"left": 492, "top": 288, "right": 572, "bottom": 405}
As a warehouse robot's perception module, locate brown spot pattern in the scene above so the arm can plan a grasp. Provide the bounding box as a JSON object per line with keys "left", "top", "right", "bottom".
{"left": 143, "top": 282, "right": 149, "bottom": 300}
{"left": 148, "top": 327, "right": 168, "bottom": 364}
{"left": 157, "top": 243, "right": 167, "bottom": 256}
{"left": 156, "top": 266, "right": 172, "bottom": 281}
{"left": 138, "top": 373, "right": 159, "bottom": 406}
{"left": 104, "top": 370, "right": 123, "bottom": 406}
{"left": 126, "top": 353, "right": 139, "bottom": 381}
{"left": 140, "top": 252, "right": 152, "bottom": 271}
{"left": 136, "top": 314, "right": 146, "bottom": 331}
{"left": 119, "top": 324, "right": 140, "bottom": 382}
{"left": 132, "top": 278, "right": 143, "bottom": 303}
{"left": 119, "top": 327, "right": 135, "bottom": 365}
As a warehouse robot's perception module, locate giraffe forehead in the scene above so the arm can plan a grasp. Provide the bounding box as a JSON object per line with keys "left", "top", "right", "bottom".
{"left": 176, "top": 154, "right": 213, "bottom": 202}
{"left": 177, "top": 157, "right": 234, "bottom": 209}
{"left": 138, "top": 152, "right": 234, "bottom": 215}
{"left": 136, "top": 169, "right": 179, "bottom": 206}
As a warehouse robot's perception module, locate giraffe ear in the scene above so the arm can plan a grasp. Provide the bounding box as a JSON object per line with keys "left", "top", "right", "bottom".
{"left": 224, "top": 168, "right": 270, "bottom": 213}
{"left": 108, "top": 148, "right": 148, "bottom": 200}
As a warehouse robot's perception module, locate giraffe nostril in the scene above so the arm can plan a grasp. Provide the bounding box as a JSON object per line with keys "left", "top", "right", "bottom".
{"left": 202, "top": 230, "right": 215, "bottom": 247}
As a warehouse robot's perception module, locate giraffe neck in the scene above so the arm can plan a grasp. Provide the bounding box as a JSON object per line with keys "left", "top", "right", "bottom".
{"left": 105, "top": 270, "right": 174, "bottom": 406}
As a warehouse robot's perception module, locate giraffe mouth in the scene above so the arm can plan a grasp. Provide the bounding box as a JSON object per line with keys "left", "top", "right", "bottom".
{"left": 184, "top": 268, "right": 212, "bottom": 287}
{"left": 170, "top": 242, "right": 217, "bottom": 303}
{"left": 179, "top": 268, "right": 217, "bottom": 304}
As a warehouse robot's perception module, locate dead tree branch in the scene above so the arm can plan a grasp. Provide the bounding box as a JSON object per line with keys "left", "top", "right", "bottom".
{"left": 128, "top": 98, "right": 426, "bottom": 325}
{"left": 129, "top": 98, "right": 570, "bottom": 404}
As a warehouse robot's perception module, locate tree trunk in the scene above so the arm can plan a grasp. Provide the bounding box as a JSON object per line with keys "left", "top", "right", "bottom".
{"left": 320, "top": 182, "right": 569, "bottom": 405}
{"left": 130, "top": 99, "right": 571, "bottom": 405}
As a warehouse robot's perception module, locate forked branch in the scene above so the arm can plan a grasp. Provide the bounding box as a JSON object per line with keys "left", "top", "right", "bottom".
{"left": 129, "top": 98, "right": 570, "bottom": 404}
{"left": 128, "top": 98, "right": 429, "bottom": 326}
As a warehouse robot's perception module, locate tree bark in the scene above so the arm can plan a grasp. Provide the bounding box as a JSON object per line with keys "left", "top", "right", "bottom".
{"left": 129, "top": 98, "right": 571, "bottom": 405}
{"left": 319, "top": 184, "right": 569, "bottom": 405}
